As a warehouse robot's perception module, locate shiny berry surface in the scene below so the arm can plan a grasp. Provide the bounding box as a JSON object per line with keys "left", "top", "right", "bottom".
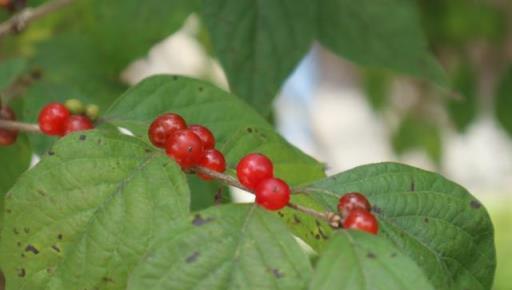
{"left": 148, "top": 113, "right": 187, "bottom": 148}
{"left": 0, "top": 106, "right": 18, "bottom": 146}
{"left": 337, "top": 192, "right": 371, "bottom": 216}
{"left": 255, "top": 178, "right": 290, "bottom": 211}
{"left": 189, "top": 124, "right": 215, "bottom": 149}
{"left": 236, "top": 153, "right": 274, "bottom": 190}
{"left": 165, "top": 129, "right": 204, "bottom": 169}
{"left": 343, "top": 208, "right": 379, "bottom": 235}
{"left": 38, "top": 103, "right": 70, "bottom": 136}
{"left": 63, "top": 115, "right": 94, "bottom": 135}
{"left": 197, "top": 149, "right": 226, "bottom": 180}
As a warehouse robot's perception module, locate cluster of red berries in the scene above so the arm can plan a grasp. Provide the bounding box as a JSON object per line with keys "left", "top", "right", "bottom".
{"left": 0, "top": 105, "right": 18, "bottom": 146}
{"left": 148, "top": 112, "right": 290, "bottom": 211}
{"left": 38, "top": 99, "right": 98, "bottom": 137}
{"left": 337, "top": 192, "right": 379, "bottom": 234}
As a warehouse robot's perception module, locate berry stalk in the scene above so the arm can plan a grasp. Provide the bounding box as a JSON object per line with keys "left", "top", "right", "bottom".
{"left": 193, "top": 166, "right": 342, "bottom": 228}
{"left": 0, "top": 119, "right": 41, "bottom": 133}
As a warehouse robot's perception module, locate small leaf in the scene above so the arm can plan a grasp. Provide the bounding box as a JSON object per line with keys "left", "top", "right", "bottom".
{"left": 392, "top": 116, "right": 442, "bottom": 164}
{"left": 127, "top": 204, "right": 312, "bottom": 290}
{"left": 203, "top": 0, "right": 315, "bottom": 115}
{"left": 0, "top": 130, "right": 190, "bottom": 290}
{"left": 303, "top": 162, "right": 495, "bottom": 290}
{"left": 318, "top": 0, "right": 447, "bottom": 86}
{"left": 309, "top": 230, "right": 434, "bottom": 290}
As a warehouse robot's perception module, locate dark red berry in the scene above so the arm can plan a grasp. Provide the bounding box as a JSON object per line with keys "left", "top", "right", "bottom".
{"left": 0, "top": 106, "right": 18, "bottom": 146}
{"left": 255, "top": 178, "right": 290, "bottom": 211}
{"left": 236, "top": 153, "right": 274, "bottom": 190}
{"left": 165, "top": 129, "right": 204, "bottom": 169}
{"left": 197, "top": 149, "right": 226, "bottom": 180}
{"left": 189, "top": 124, "right": 215, "bottom": 149}
{"left": 337, "top": 192, "right": 371, "bottom": 216}
{"left": 148, "top": 113, "right": 187, "bottom": 148}
{"left": 0, "top": 0, "right": 10, "bottom": 7}
{"left": 38, "top": 103, "right": 70, "bottom": 136}
{"left": 63, "top": 115, "right": 94, "bottom": 135}
{"left": 343, "top": 208, "right": 379, "bottom": 235}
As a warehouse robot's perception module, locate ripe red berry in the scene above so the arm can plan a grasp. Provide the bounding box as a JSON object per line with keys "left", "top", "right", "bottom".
{"left": 236, "top": 153, "right": 274, "bottom": 190}
{"left": 63, "top": 115, "right": 94, "bottom": 135}
{"left": 0, "top": 106, "right": 18, "bottom": 146}
{"left": 165, "top": 129, "right": 204, "bottom": 169}
{"left": 197, "top": 149, "right": 226, "bottom": 180}
{"left": 343, "top": 208, "right": 379, "bottom": 235}
{"left": 38, "top": 103, "right": 70, "bottom": 136}
{"left": 189, "top": 124, "right": 215, "bottom": 149}
{"left": 255, "top": 178, "right": 290, "bottom": 211}
{"left": 337, "top": 192, "right": 371, "bottom": 216}
{"left": 148, "top": 113, "right": 187, "bottom": 148}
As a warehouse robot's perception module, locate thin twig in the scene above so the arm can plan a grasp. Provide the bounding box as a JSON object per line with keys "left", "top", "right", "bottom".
{"left": 0, "top": 120, "right": 41, "bottom": 133}
{"left": 193, "top": 166, "right": 342, "bottom": 228}
{"left": 0, "top": 0, "right": 74, "bottom": 38}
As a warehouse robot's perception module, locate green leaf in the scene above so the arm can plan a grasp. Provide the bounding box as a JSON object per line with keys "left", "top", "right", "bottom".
{"left": 0, "top": 58, "right": 27, "bottom": 91}
{"left": 104, "top": 75, "right": 330, "bottom": 249}
{"left": 302, "top": 162, "right": 496, "bottom": 290}
{"left": 203, "top": 0, "right": 315, "bottom": 115}
{"left": 188, "top": 174, "right": 230, "bottom": 212}
{"left": 127, "top": 204, "right": 312, "bottom": 290}
{"left": 0, "top": 130, "right": 190, "bottom": 290}
{"left": 310, "top": 230, "right": 434, "bottom": 290}
{"left": 318, "top": 0, "right": 447, "bottom": 86}
{"left": 447, "top": 62, "right": 477, "bottom": 132}
{"left": 392, "top": 116, "right": 442, "bottom": 165}
{"left": 495, "top": 67, "right": 512, "bottom": 137}
{"left": 361, "top": 69, "right": 392, "bottom": 111}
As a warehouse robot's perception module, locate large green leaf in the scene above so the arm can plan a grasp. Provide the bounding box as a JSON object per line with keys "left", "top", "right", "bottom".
{"left": 302, "top": 162, "right": 495, "bottom": 290}
{"left": 310, "top": 230, "right": 434, "bottom": 290}
{"left": 127, "top": 204, "right": 312, "bottom": 290}
{"left": 0, "top": 58, "right": 27, "bottom": 92}
{"left": 202, "top": 0, "right": 315, "bottom": 115}
{"left": 104, "top": 75, "right": 330, "bottom": 250}
{"left": 495, "top": 67, "right": 512, "bottom": 137}
{"left": 0, "top": 130, "right": 190, "bottom": 290}
{"left": 318, "top": 0, "right": 447, "bottom": 86}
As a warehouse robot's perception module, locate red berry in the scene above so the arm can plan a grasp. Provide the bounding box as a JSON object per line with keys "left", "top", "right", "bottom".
{"left": 165, "top": 129, "right": 204, "bottom": 169}
{"left": 38, "top": 103, "right": 70, "bottom": 136}
{"left": 197, "top": 149, "right": 226, "bottom": 180}
{"left": 148, "top": 113, "right": 187, "bottom": 148}
{"left": 0, "top": 106, "right": 18, "bottom": 146}
{"left": 63, "top": 115, "right": 94, "bottom": 135}
{"left": 337, "top": 192, "right": 371, "bottom": 216}
{"left": 255, "top": 178, "right": 290, "bottom": 211}
{"left": 236, "top": 153, "right": 274, "bottom": 190}
{"left": 189, "top": 124, "right": 215, "bottom": 149}
{"left": 343, "top": 208, "right": 379, "bottom": 235}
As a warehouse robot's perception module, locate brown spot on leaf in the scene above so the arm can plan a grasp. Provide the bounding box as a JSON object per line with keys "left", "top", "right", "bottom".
{"left": 47, "top": 150, "right": 55, "bottom": 156}
{"left": 470, "top": 200, "right": 481, "bottom": 209}
{"left": 277, "top": 211, "right": 284, "bottom": 217}
{"left": 270, "top": 268, "right": 284, "bottom": 279}
{"left": 79, "top": 135, "right": 86, "bottom": 141}
{"left": 410, "top": 180, "right": 415, "bottom": 192}
{"left": 16, "top": 241, "right": 21, "bottom": 247}
{"left": 16, "top": 268, "right": 25, "bottom": 277}
{"left": 102, "top": 277, "right": 113, "bottom": 283}
{"left": 13, "top": 228, "right": 19, "bottom": 235}
{"left": 186, "top": 251, "right": 200, "bottom": 263}
{"left": 246, "top": 128, "right": 253, "bottom": 133}
{"left": 192, "top": 214, "right": 214, "bottom": 226}
{"left": 5, "top": 209, "right": 11, "bottom": 214}
{"left": 293, "top": 215, "right": 301, "bottom": 224}
{"left": 23, "top": 227, "right": 30, "bottom": 234}
{"left": 37, "top": 189, "right": 47, "bottom": 197}
{"left": 51, "top": 245, "right": 61, "bottom": 253}
{"left": 367, "top": 252, "right": 376, "bottom": 259}
{"left": 198, "top": 87, "right": 204, "bottom": 92}
{"left": 25, "top": 244, "right": 39, "bottom": 255}
{"left": 424, "top": 217, "right": 429, "bottom": 223}
{"left": 214, "top": 188, "right": 223, "bottom": 205}
{"left": 372, "top": 206, "right": 382, "bottom": 214}
{"left": 0, "top": 270, "right": 5, "bottom": 288}
{"left": 57, "top": 234, "right": 63, "bottom": 240}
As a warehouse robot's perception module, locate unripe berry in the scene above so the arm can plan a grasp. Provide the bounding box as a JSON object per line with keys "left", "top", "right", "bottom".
{"left": 0, "top": 106, "right": 18, "bottom": 146}
{"left": 165, "top": 129, "right": 204, "bottom": 169}
{"left": 236, "top": 153, "right": 274, "bottom": 190}
{"left": 64, "top": 99, "right": 85, "bottom": 115}
{"left": 197, "top": 149, "right": 226, "bottom": 180}
{"left": 148, "top": 113, "right": 186, "bottom": 148}
{"left": 255, "top": 178, "right": 290, "bottom": 211}
{"left": 38, "top": 103, "right": 70, "bottom": 136}
{"left": 343, "top": 208, "right": 379, "bottom": 235}
{"left": 63, "top": 115, "right": 94, "bottom": 135}
{"left": 85, "top": 104, "right": 100, "bottom": 121}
